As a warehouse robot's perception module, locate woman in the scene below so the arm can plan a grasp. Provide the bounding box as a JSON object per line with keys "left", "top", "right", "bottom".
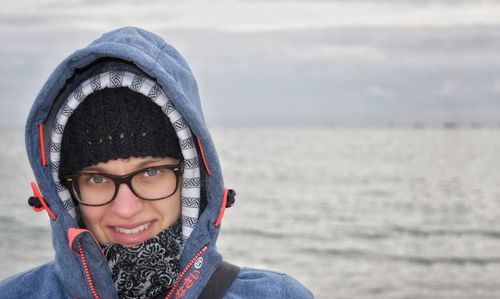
{"left": 0, "top": 27, "right": 313, "bottom": 298}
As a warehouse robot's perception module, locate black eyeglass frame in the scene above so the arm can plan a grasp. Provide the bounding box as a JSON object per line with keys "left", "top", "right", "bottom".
{"left": 62, "top": 163, "right": 184, "bottom": 207}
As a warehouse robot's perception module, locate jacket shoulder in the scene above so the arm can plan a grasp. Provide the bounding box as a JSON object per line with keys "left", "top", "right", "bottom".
{"left": 0, "top": 262, "right": 68, "bottom": 299}
{"left": 225, "top": 267, "right": 314, "bottom": 299}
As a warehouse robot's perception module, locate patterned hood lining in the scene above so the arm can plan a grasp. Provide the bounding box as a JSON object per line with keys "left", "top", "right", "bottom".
{"left": 50, "top": 70, "right": 200, "bottom": 241}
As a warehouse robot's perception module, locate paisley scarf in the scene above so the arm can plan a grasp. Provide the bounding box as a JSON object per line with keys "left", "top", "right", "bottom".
{"left": 101, "top": 220, "right": 183, "bottom": 299}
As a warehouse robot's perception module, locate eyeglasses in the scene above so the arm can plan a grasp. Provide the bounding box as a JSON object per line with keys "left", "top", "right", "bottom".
{"left": 62, "top": 163, "right": 183, "bottom": 206}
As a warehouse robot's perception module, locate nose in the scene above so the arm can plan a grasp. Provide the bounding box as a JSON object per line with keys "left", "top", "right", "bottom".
{"left": 111, "top": 183, "right": 144, "bottom": 219}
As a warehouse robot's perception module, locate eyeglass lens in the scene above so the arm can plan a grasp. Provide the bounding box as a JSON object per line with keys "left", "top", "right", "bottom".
{"left": 72, "top": 166, "right": 179, "bottom": 205}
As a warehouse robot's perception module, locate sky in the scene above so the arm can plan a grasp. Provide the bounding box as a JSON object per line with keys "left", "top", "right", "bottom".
{"left": 1, "top": 0, "right": 500, "bottom": 127}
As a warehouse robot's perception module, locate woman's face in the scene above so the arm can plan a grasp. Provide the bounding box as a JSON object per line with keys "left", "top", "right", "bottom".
{"left": 78, "top": 156, "right": 182, "bottom": 246}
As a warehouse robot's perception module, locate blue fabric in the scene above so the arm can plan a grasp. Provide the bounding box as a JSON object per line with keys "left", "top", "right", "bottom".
{"left": 0, "top": 27, "right": 314, "bottom": 299}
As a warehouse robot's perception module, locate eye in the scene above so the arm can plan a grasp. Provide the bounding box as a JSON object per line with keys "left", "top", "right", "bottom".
{"left": 89, "top": 174, "right": 106, "bottom": 184}
{"left": 144, "top": 167, "right": 160, "bottom": 177}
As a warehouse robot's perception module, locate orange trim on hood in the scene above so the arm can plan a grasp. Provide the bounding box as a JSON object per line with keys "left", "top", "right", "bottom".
{"left": 197, "top": 137, "right": 211, "bottom": 176}
{"left": 38, "top": 123, "right": 47, "bottom": 167}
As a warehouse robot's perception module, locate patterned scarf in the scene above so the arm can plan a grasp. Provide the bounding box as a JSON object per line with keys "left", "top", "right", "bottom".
{"left": 101, "top": 220, "right": 183, "bottom": 299}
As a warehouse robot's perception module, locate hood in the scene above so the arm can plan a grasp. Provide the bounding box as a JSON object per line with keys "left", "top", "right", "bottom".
{"left": 25, "top": 27, "right": 228, "bottom": 298}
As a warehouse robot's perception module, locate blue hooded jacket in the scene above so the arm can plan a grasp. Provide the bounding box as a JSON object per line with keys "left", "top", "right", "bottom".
{"left": 0, "top": 27, "right": 314, "bottom": 299}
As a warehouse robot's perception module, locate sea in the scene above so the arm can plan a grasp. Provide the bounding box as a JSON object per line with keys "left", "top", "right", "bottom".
{"left": 1, "top": 127, "right": 500, "bottom": 299}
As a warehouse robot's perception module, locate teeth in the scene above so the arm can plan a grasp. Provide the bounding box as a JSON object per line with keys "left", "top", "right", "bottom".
{"left": 115, "top": 223, "right": 150, "bottom": 235}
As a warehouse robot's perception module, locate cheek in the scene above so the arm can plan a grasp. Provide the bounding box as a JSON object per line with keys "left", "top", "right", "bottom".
{"left": 79, "top": 206, "right": 105, "bottom": 228}
{"left": 154, "top": 193, "right": 182, "bottom": 227}
{"left": 166, "top": 184, "right": 182, "bottom": 216}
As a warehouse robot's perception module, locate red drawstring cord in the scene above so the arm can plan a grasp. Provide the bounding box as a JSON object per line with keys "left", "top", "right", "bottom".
{"left": 29, "top": 182, "right": 57, "bottom": 220}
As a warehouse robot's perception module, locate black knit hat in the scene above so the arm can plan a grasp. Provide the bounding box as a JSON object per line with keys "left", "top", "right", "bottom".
{"left": 59, "top": 87, "right": 182, "bottom": 177}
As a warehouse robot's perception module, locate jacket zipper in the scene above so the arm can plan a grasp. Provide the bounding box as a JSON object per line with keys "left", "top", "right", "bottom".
{"left": 77, "top": 242, "right": 102, "bottom": 299}
{"left": 164, "top": 245, "right": 208, "bottom": 299}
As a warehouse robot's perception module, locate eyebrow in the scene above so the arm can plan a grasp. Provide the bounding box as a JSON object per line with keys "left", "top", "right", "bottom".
{"left": 81, "top": 158, "right": 178, "bottom": 173}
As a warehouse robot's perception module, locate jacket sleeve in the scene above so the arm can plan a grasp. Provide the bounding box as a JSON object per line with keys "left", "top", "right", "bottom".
{"left": 0, "top": 262, "right": 70, "bottom": 299}
{"left": 283, "top": 273, "right": 315, "bottom": 299}
{"left": 224, "top": 267, "right": 314, "bottom": 299}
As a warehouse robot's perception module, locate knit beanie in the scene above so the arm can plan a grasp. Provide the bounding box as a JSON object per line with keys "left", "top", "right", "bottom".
{"left": 59, "top": 87, "right": 182, "bottom": 177}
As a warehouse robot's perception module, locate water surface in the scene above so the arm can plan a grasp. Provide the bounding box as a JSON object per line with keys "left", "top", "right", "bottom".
{"left": 1, "top": 127, "right": 500, "bottom": 298}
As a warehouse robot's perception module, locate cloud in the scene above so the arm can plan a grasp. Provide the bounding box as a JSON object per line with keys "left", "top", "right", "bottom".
{"left": 492, "top": 78, "right": 500, "bottom": 95}
{"left": 3, "top": 0, "right": 500, "bottom": 33}
{"left": 1, "top": 1, "right": 500, "bottom": 127}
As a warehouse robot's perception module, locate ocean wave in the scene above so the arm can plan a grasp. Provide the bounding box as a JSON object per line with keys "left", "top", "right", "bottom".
{"left": 298, "top": 247, "right": 500, "bottom": 266}
{"left": 390, "top": 225, "right": 500, "bottom": 239}
{"left": 222, "top": 228, "right": 287, "bottom": 239}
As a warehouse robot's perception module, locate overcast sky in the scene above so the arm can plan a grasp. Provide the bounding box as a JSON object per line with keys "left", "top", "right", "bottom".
{"left": 1, "top": 0, "right": 500, "bottom": 127}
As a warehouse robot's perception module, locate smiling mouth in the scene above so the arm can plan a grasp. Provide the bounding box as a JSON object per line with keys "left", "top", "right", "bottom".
{"left": 114, "top": 222, "right": 151, "bottom": 235}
